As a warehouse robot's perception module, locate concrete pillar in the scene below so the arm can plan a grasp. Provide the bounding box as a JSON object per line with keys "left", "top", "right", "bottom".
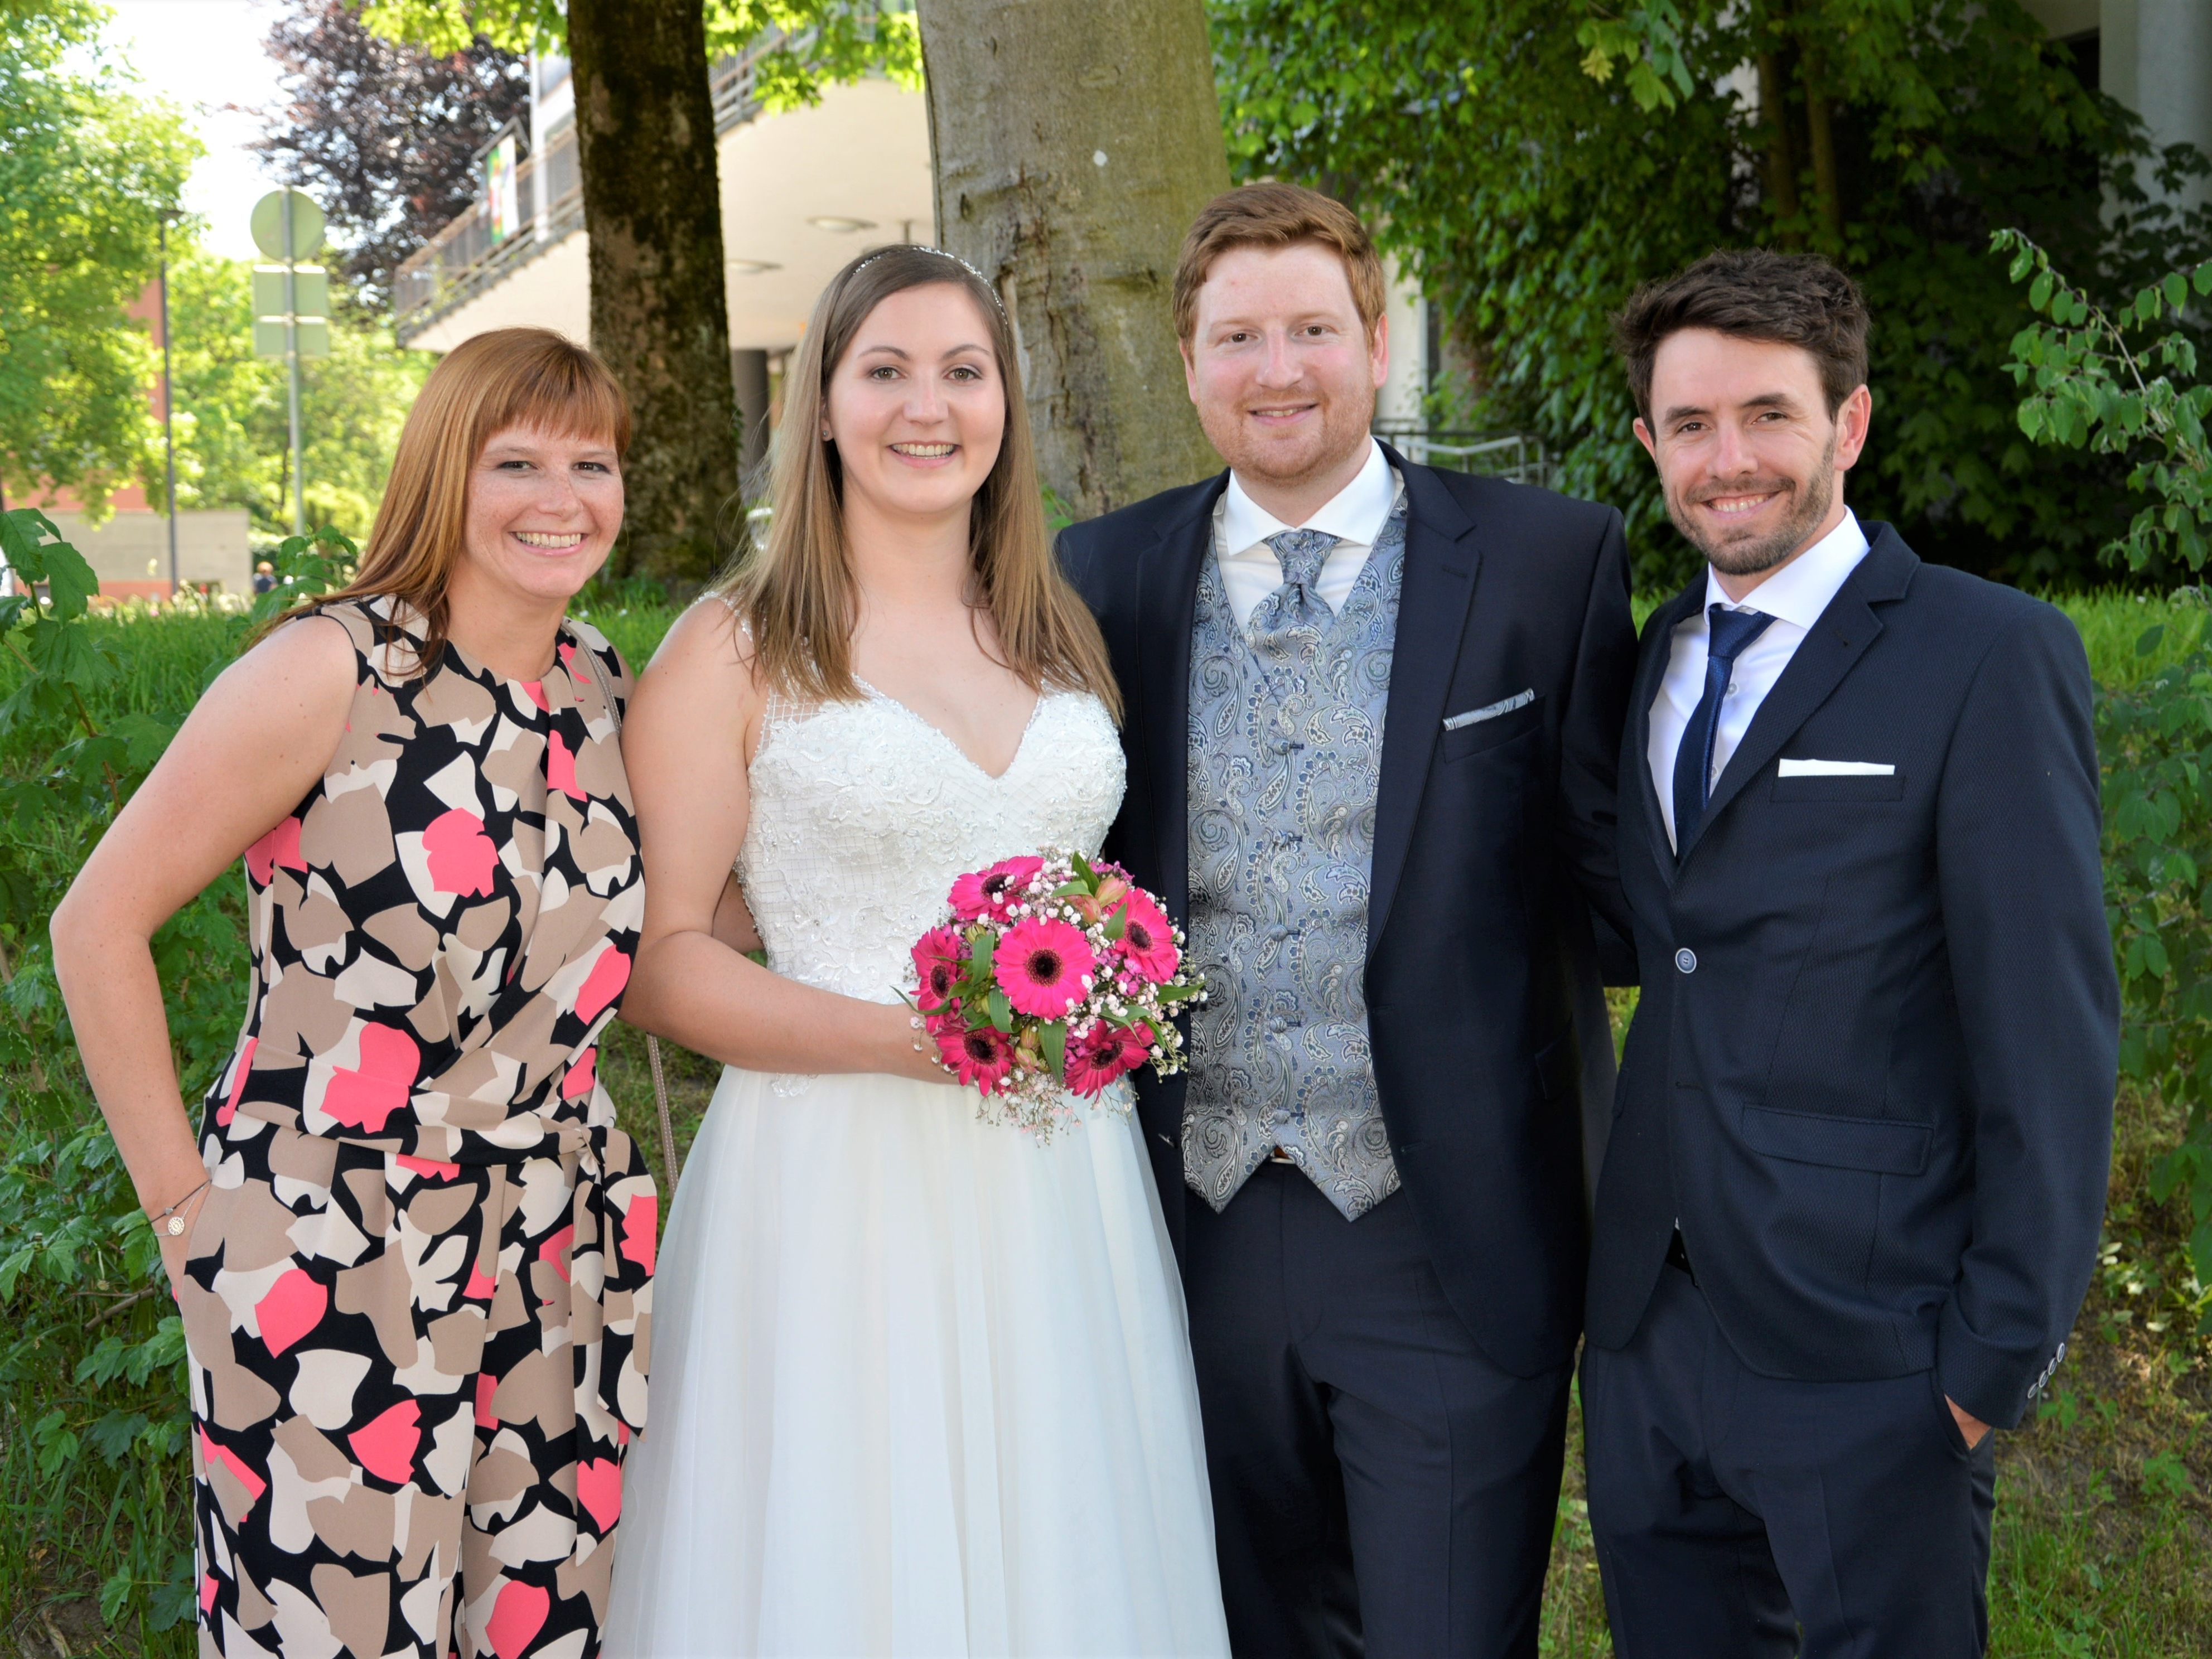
{"left": 732, "top": 348, "right": 771, "bottom": 488}
{"left": 2103, "top": 1, "right": 2212, "bottom": 212}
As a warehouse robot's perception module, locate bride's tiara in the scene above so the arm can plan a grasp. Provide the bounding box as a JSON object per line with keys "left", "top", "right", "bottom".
{"left": 849, "top": 244, "right": 1006, "bottom": 315}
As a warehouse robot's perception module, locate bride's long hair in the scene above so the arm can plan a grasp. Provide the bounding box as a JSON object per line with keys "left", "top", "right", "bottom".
{"left": 716, "top": 245, "right": 1122, "bottom": 720}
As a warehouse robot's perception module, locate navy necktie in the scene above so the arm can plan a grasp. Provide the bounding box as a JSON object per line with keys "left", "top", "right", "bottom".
{"left": 1672, "top": 604, "right": 1775, "bottom": 848}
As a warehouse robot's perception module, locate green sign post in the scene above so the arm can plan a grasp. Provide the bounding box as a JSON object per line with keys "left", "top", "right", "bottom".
{"left": 249, "top": 188, "right": 330, "bottom": 537}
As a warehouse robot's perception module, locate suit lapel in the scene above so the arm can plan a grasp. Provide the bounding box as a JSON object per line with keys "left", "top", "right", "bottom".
{"left": 1677, "top": 528, "right": 1919, "bottom": 864}
{"left": 1633, "top": 582, "right": 1704, "bottom": 887}
{"left": 1369, "top": 453, "right": 1481, "bottom": 954}
{"left": 1137, "top": 475, "right": 1226, "bottom": 932}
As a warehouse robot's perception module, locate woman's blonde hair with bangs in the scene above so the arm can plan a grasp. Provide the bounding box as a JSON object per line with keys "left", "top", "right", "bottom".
{"left": 716, "top": 246, "right": 1121, "bottom": 722}
{"left": 273, "top": 327, "right": 631, "bottom": 671}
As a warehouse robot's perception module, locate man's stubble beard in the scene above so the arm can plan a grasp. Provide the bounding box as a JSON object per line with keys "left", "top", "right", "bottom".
{"left": 1201, "top": 387, "right": 1375, "bottom": 496}
{"left": 1669, "top": 428, "right": 1838, "bottom": 579}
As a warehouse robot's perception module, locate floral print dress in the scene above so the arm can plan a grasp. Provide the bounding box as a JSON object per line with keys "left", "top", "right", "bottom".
{"left": 178, "top": 596, "right": 654, "bottom": 1659}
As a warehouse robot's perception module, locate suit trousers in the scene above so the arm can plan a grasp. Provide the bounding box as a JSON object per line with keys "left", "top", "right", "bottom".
{"left": 1183, "top": 1160, "right": 1572, "bottom": 1659}
{"left": 1581, "top": 1260, "right": 1997, "bottom": 1659}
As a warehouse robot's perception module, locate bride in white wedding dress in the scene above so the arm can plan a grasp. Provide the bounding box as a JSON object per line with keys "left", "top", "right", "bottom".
{"left": 604, "top": 247, "right": 1229, "bottom": 1657}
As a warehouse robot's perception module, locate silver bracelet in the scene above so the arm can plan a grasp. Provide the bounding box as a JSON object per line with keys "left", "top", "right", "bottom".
{"left": 150, "top": 1178, "right": 211, "bottom": 1238}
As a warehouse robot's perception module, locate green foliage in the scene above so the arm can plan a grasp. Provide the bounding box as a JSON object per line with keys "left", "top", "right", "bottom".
{"left": 0, "top": 508, "right": 264, "bottom": 1639}
{"left": 1995, "top": 230, "right": 2212, "bottom": 577}
{"left": 0, "top": 1, "right": 199, "bottom": 517}
{"left": 160, "top": 238, "right": 430, "bottom": 540}
{"left": 358, "top": 0, "right": 921, "bottom": 110}
{"left": 1211, "top": 0, "right": 2212, "bottom": 591}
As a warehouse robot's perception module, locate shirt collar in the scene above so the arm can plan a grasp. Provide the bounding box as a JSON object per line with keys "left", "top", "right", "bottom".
{"left": 1701, "top": 508, "right": 1870, "bottom": 631}
{"left": 1220, "top": 438, "right": 1397, "bottom": 559}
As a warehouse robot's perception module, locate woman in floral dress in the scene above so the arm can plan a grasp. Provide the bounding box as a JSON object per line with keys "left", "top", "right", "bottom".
{"left": 52, "top": 328, "right": 654, "bottom": 1659}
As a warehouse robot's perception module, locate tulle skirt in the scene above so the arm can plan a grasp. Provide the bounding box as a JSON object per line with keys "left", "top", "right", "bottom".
{"left": 603, "top": 1065, "right": 1231, "bottom": 1657}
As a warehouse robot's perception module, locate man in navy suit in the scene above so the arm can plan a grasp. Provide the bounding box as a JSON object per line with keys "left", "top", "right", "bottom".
{"left": 1582, "top": 248, "right": 2120, "bottom": 1657}
{"left": 1061, "top": 183, "right": 1636, "bottom": 1657}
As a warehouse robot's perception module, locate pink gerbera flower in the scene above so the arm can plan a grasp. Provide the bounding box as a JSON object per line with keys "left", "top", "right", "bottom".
{"left": 1065, "top": 1022, "right": 1153, "bottom": 1096}
{"left": 949, "top": 855, "right": 1045, "bottom": 923}
{"left": 937, "top": 1020, "right": 1017, "bottom": 1094}
{"left": 911, "top": 925, "right": 966, "bottom": 1011}
{"left": 994, "top": 917, "right": 1097, "bottom": 1018}
{"left": 1111, "top": 891, "right": 1180, "bottom": 983}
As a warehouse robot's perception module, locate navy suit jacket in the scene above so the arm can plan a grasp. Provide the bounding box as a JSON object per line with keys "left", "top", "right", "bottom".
{"left": 1060, "top": 447, "right": 1637, "bottom": 1378}
{"left": 1585, "top": 523, "right": 2119, "bottom": 1428}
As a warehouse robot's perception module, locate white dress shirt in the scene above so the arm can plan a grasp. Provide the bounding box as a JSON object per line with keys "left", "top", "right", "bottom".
{"left": 1212, "top": 438, "right": 1403, "bottom": 626}
{"left": 1648, "top": 510, "right": 1871, "bottom": 850}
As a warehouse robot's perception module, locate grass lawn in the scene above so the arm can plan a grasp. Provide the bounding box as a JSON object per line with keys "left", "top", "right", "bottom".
{"left": 3, "top": 587, "right": 2209, "bottom": 1654}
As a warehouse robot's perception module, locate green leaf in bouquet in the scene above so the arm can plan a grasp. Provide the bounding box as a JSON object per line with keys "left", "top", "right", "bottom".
{"left": 1071, "top": 850, "right": 1097, "bottom": 889}
{"left": 987, "top": 988, "right": 1013, "bottom": 1033}
{"left": 1103, "top": 904, "right": 1128, "bottom": 942}
{"left": 1041, "top": 1020, "right": 1067, "bottom": 1077}
{"left": 967, "top": 933, "right": 996, "bottom": 981}
{"left": 1155, "top": 980, "right": 1203, "bottom": 1003}
{"left": 1051, "top": 881, "right": 1090, "bottom": 899}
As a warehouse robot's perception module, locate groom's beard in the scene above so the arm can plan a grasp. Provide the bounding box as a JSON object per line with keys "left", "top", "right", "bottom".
{"left": 1199, "top": 383, "right": 1375, "bottom": 499}
{"left": 1667, "top": 432, "right": 1838, "bottom": 579}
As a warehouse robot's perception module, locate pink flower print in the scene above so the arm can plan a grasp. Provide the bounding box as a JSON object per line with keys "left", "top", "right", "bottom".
{"left": 244, "top": 816, "right": 305, "bottom": 886}
{"left": 539, "top": 1223, "right": 576, "bottom": 1284}
{"left": 200, "top": 1573, "right": 218, "bottom": 1615}
{"left": 487, "top": 1582, "right": 552, "bottom": 1659}
{"left": 949, "top": 855, "right": 1044, "bottom": 922}
{"left": 218, "top": 1036, "right": 257, "bottom": 1128}
{"left": 422, "top": 807, "right": 498, "bottom": 897}
{"left": 464, "top": 1260, "right": 498, "bottom": 1302}
{"left": 1065, "top": 1021, "right": 1153, "bottom": 1096}
{"left": 520, "top": 679, "right": 550, "bottom": 712}
{"left": 1112, "top": 890, "right": 1180, "bottom": 983}
{"left": 620, "top": 1192, "right": 658, "bottom": 1275}
{"left": 912, "top": 926, "right": 966, "bottom": 1012}
{"left": 575, "top": 1456, "right": 624, "bottom": 1533}
{"left": 198, "top": 1427, "right": 267, "bottom": 1513}
{"left": 562, "top": 1047, "right": 598, "bottom": 1101}
{"left": 346, "top": 1399, "right": 422, "bottom": 1486}
{"left": 254, "top": 1267, "right": 327, "bottom": 1357}
{"left": 574, "top": 946, "right": 631, "bottom": 1024}
{"left": 475, "top": 1371, "right": 499, "bottom": 1429}
{"left": 937, "top": 1020, "right": 1017, "bottom": 1094}
{"left": 994, "top": 916, "right": 1095, "bottom": 1018}
{"left": 322, "top": 1024, "right": 419, "bottom": 1135}
{"left": 547, "top": 729, "right": 585, "bottom": 801}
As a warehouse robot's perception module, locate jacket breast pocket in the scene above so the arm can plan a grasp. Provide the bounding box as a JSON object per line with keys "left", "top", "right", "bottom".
{"left": 1740, "top": 1103, "right": 1930, "bottom": 1175}
{"left": 1441, "top": 695, "right": 1544, "bottom": 761}
{"left": 1770, "top": 769, "right": 1906, "bottom": 803}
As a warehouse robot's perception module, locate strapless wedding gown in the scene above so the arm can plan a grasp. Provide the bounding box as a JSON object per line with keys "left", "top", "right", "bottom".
{"left": 605, "top": 686, "right": 1230, "bottom": 1657}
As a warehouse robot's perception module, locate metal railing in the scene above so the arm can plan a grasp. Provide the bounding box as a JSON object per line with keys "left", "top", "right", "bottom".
{"left": 392, "top": 35, "right": 780, "bottom": 335}
{"left": 1370, "top": 423, "right": 1553, "bottom": 487}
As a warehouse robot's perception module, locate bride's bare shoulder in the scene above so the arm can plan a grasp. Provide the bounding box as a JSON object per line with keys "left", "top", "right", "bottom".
{"left": 632, "top": 596, "right": 764, "bottom": 727}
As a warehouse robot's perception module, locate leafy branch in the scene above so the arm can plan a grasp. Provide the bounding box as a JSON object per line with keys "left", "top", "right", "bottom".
{"left": 1993, "top": 228, "right": 2212, "bottom": 573}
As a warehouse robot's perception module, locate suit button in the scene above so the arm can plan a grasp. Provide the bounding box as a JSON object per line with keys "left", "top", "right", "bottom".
{"left": 1675, "top": 947, "right": 1697, "bottom": 974}
{"left": 1268, "top": 1015, "right": 1288, "bottom": 1034}
{"left": 1267, "top": 923, "right": 1289, "bottom": 942}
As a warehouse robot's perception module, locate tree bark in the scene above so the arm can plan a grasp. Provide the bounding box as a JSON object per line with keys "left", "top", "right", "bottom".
{"left": 918, "top": 0, "right": 1229, "bottom": 517}
{"left": 568, "top": 0, "right": 740, "bottom": 585}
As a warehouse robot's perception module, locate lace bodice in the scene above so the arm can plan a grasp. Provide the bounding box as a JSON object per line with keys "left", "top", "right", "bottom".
{"left": 737, "top": 685, "right": 1126, "bottom": 1004}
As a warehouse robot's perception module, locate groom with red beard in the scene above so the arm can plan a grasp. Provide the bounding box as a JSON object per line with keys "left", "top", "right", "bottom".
{"left": 1062, "top": 183, "right": 1638, "bottom": 1657}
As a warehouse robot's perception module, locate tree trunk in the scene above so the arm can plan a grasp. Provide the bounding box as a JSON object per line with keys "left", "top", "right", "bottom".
{"left": 1755, "top": 50, "right": 1803, "bottom": 247}
{"left": 918, "top": 0, "right": 1229, "bottom": 517}
{"left": 568, "top": 0, "right": 739, "bottom": 586}
{"left": 1803, "top": 74, "right": 1843, "bottom": 245}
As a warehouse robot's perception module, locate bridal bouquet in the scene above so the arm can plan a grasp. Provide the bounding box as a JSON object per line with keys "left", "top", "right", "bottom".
{"left": 907, "top": 851, "right": 1205, "bottom": 1138}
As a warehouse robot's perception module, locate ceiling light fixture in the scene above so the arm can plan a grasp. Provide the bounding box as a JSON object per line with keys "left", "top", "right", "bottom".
{"left": 807, "top": 215, "right": 877, "bottom": 233}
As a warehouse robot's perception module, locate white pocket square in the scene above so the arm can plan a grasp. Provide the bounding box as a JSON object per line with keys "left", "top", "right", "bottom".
{"left": 1442, "top": 689, "right": 1535, "bottom": 731}
{"left": 1777, "top": 758, "right": 1895, "bottom": 777}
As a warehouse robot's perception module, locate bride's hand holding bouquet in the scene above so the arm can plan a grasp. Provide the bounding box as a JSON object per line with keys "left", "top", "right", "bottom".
{"left": 906, "top": 851, "right": 1204, "bottom": 1138}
